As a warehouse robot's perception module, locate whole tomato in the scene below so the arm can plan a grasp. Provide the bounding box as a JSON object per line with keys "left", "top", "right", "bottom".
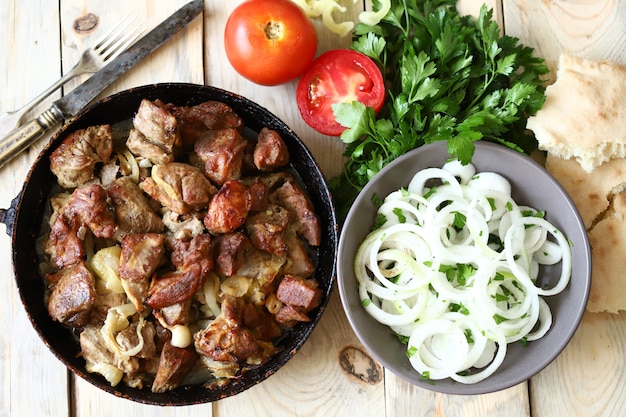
{"left": 224, "top": 0, "right": 318, "bottom": 86}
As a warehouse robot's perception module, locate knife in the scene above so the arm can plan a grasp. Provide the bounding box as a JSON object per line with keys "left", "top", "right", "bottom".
{"left": 0, "top": 0, "right": 203, "bottom": 169}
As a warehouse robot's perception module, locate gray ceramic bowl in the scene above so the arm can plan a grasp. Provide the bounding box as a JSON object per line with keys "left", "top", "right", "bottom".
{"left": 337, "top": 141, "right": 591, "bottom": 395}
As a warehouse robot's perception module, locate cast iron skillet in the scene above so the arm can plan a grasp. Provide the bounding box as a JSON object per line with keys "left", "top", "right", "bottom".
{"left": 0, "top": 83, "right": 338, "bottom": 405}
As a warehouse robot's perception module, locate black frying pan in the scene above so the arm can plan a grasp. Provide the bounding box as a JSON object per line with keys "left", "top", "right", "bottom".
{"left": 0, "top": 83, "right": 338, "bottom": 405}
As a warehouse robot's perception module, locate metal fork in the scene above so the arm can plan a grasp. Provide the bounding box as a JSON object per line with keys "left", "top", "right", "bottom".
{"left": 0, "top": 15, "right": 145, "bottom": 136}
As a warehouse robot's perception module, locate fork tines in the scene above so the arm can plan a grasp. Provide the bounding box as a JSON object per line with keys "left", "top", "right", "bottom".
{"left": 94, "top": 14, "right": 146, "bottom": 61}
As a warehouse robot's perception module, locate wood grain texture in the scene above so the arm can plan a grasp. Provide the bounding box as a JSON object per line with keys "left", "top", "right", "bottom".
{"left": 503, "top": 0, "right": 626, "bottom": 79}
{"left": 503, "top": 2, "right": 626, "bottom": 416}
{"left": 0, "top": 1, "right": 70, "bottom": 417}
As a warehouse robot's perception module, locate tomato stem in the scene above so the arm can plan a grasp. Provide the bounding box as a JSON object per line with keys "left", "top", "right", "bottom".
{"left": 263, "top": 21, "right": 282, "bottom": 41}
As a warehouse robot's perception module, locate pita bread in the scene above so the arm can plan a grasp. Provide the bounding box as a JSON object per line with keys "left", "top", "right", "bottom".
{"left": 587, "top": 191, "right": 626, "bottom": 313}
{"left": 545, "top": 154, "right": 626, "bottom": 228}
{"left": 546, "top": 154, "right": 626, "bottom": 313}
{"left": 527, "top": 54, "right": 626, "bottom": 173}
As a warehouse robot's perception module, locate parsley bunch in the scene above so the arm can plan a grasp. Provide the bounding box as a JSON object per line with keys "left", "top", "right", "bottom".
{"left": 330, "top": 0, "right": 549, "bottom": 220}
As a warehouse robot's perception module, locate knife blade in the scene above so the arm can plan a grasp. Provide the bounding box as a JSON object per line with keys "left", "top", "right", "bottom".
{"left": 0, "top": 0, "right": 203, "bottom": 169}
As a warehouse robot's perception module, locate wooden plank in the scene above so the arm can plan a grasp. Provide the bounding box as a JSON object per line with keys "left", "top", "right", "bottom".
{"left": 386, "top": 376, "right": 530, "bottom": 417}
{"left": 502, "top": 0, "right": 626, "bottom": 79}
{"left": 0, "top": 1, "right": 71, "bottom": 417}
{"left": 530, "top": 312, "right": 626, "bottom": 417}
{"left": 503, "top": 1, "right": 626, "bottom": 416}
{"left": 207, "top": 1, "right": 385, "bottom": 416}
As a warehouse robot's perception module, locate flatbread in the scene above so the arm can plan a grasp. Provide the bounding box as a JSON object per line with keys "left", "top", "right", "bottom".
{"left": 546, "top": 154, "right": 626, "bottom": 313}
{"left": 545, "top": 154, "right": 626, "bottom": 228}
{"left": 587, "top": 191, "right": 626, "bottom": 313}
{"left": 527, "top": 54, "right": 626, "bottom": 173}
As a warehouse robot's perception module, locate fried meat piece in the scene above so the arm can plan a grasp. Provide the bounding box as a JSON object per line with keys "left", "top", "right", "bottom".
{"left": 281, "top": 226, "right": 315, "bottom": 278}
{"left": 156, "top": 299, "right": 192, "bottom": 327}
{"left": 253, "top": 128, "right": 290, "bottom": 171}
{"left": 141, "top": 162, "right": 217, "bottom": 215}
{"left": 269, "top": 174, "right": 321, "bottom": 246}
{"left": 167, "top": 233, "right": 213, "bottom": 276}
{"left": 247, "top": 178, "right": 269, "bottom": 211}
{"left": 276, "top": 275, "right": 323, "bottom": 312}
{"left": 50, "top": 124, "right": 113, "bottom": 189}
{"left": 166, "top": 100, "right": 243, "bottom": 148}
{"left": 274, "top": 275, "right": 323, "bottom": 326}
{"left": 46, "top": 261, "right": 96, "bottom": 329}
{"left": 108, "top": 176, "right": 164, "bottom": 235}
{"left": 127, "top": 99, "right": 181, "bottom": 164}
{"left": 213, "top": 232, "right": 253, "bottom": 277}
{"left": 204, "top": 180, "right": 251, "bottom": 234}
{"left": 146, "top": 267, "right": 206, "bottom": 310}
{"left": 245, "top": 204, "right": 289, "bottom": 257}
{"left": 118, "top": 233, "right": 165, "bottom": 311}
{"left": 152, "top": 341, "right": 199, "bottom": 393}
{"left": 147, "top": 235, "right": 213, "bottom": 310}
{"left": 194, "top": 128, "right": 247, "bottom": 185}
{"left": 194, "top": 295, "right": 259, "bottom": 363}
{"left": 46, "top": 184, "right": 116, "bottom": 268}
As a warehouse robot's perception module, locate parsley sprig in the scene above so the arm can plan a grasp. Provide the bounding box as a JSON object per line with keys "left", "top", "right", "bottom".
{"left": 330, "top": 0, "right": 549, "bottom": 220}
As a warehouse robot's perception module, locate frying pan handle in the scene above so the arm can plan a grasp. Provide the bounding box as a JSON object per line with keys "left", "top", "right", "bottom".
{"left": 0, "top": 194, "right": 20, "bottom": 236}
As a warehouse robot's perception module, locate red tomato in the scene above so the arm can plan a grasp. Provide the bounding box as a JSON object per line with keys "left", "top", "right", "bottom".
{"left": 296, "top": 49, "right": 385, "bottom": 136}
{"left": 224, "top": 0, "right": 318, "bottom": 86}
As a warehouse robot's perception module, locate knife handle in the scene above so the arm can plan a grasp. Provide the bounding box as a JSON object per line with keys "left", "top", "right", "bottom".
{"left": 0, "top": 109, "right": 62, "bottom": 169}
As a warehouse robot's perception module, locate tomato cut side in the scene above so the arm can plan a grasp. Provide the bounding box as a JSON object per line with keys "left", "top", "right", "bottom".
{"left": 224, "top": 0, "right": 318, "bottom": 86}
{"left": 296, "top": 49, "right": 385, "bottom": 136}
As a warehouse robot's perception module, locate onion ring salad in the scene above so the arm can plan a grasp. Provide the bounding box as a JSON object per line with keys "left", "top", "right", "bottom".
{"left": 354, "top": 160, "right": 572, "bottom": 384}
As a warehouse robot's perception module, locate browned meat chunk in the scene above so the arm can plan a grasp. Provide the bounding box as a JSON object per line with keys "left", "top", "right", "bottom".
{"left": 204, "top": 180, "right": 251, "bottom": 234}
{"left": 71, "top": 184, "right": 117, "bottom": 238}
{"left": 46, "top": 184, "right": 116, "bottom": 268}
{"left": 49, "top": 124, "right": 113, "bottom": 189}
{"left": 245, "top": 204, "right": 289, "bottom": 257}
{"left": 90, "top": 288, "right": 127, "bottom": 325}
{"left": 242, "top": 303, "right": 282, "bottom": 341}
{"left": 116, "top": 320, "right": 158, "bottom": 361}
{"left": 46, "top": 261, "right": 96, "bottom": 328}
{"left": 108, "top": 176, "right": 164, "bottom": 235}
{"left": 147, "top": 266, "right": 206, "bottom": 310}
{"left": 275, "top": 304, "right": 312, "bottom": 324}
{"left": 194, "top": 295, "right": 258, "bottom": 363}
{"left": 274, "top": 275, "right": 322, "bottom": 326}
{"left": 213, "top": 232, "right": 252, "bottom": 276}
{"left": 152, "top": 341, "right": 198, "bottom": 393}
{"left": 118, "top": 233, "right": 165, "bottom": 311}
{"left": 281, "top": 227, "right": 315, "bottom": 277}
{"left": 270, "top": 175, "right": 321, "bottom": 246}
{"left": 147, "top": 235, "right": 213, "bottom": 310}
{"left": 247, "top": 178, "right": 269, "bottom": 211}
{"left": 155, "top": 299, "right": 192, "bottom": 327}
{"left": 276, "top": 275, "right": 323, "bottom": 312}
{"left": 127, "top": 99, "right": 181, "bottom": 164}
{"left": 45, "top": 218, "right": 84, "bottom": 270}
{"left": 167, "top": 234, "right": 213, "bottom": 276}
{"left": 253, "top": 128, "right": 290, "bottom": 171}
{"left": 166, "top": 100, "right": 243, "bottom": 148}
{"left": 141, "top": 162, "right": 217, "bottom": 215}
{"left": 194, "top": 128, "right": 247, "bottom": 185}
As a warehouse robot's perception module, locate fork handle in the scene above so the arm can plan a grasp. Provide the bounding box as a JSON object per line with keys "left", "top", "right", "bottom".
{"left": 0, "top": 108, "right": 63, "bottom": 168}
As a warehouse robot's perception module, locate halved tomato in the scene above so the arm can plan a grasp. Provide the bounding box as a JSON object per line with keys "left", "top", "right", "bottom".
{"left": 296, "top": 49, "right": 385, "bottom": 136}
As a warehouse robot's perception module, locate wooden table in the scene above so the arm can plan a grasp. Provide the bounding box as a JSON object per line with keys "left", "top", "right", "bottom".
{"left": 1, "top": 1, "right": 624, "bottom": 416}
